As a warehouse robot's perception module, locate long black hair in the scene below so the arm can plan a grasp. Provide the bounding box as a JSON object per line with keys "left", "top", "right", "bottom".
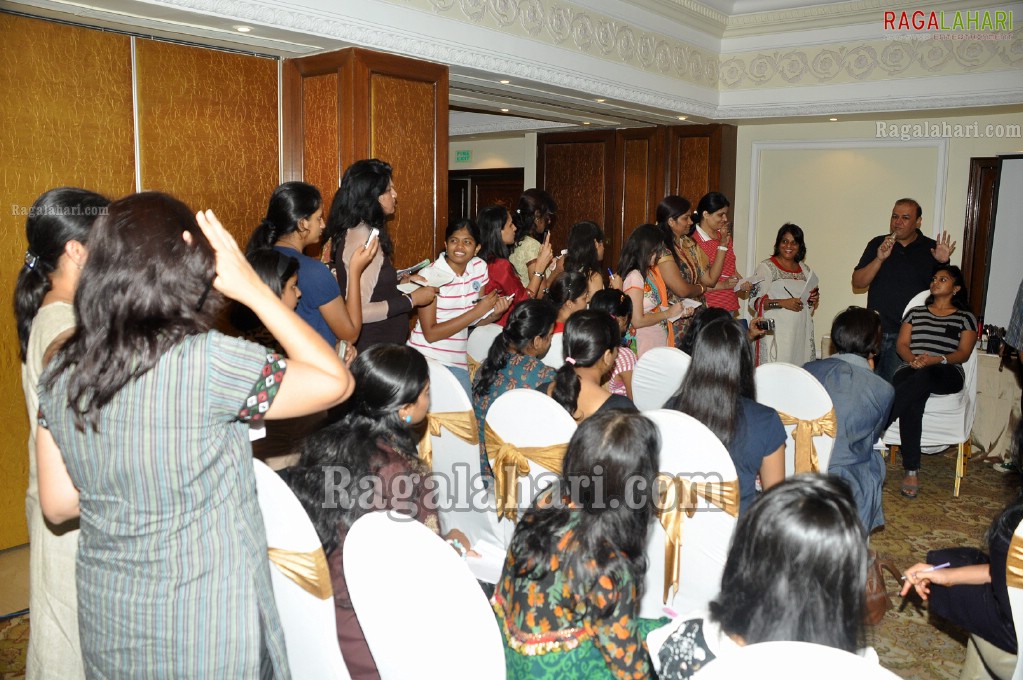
{"left": 655, "top": 195, "right": 693, "bottom": 271}
{"left": 287, "top": 344, "right": 430, "bottom": 554}
{"left": 15, "top": 187, "right": 109, "bottom": 361}
{"left": 710, "top": 475, "right": 867, "bottom": 652}
{"left": 506, "top": 411, "right": 659, "bottom": 601}
{"left": 551, "top": 310, "right": 620, "bottom": 417}
{"left": 477, "top": 204, "right": 511, "bottom": 264}
{"left": 512, "top": 188, "right": 556, "bottom": 245}
{"left": 563, "top": 221, "right": 604, "bottom": 281}
{"left": 45, "top": 192, "right": 219, "bottom": 432}
{"left": 327, "top": 158, "right": 395, "bottom": 256}
{"left": 664, "top": 315, "right": 754, "bottom": 446}
{"left": 247, "top": 181, "right": 322, "bottom": 253}
{"left": 231, "top": 249, "right": 300, "bottom": 333}
{"left": 472, "top": 299, "right": 556, "bottom": 399}
{"left": 616, "top": 224, "right": 663, "bottom": 279}
{"left": 926, "top": 263, "right": 970, "bottom": 311}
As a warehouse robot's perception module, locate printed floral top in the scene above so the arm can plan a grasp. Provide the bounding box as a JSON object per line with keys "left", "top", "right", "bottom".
{"left": 492, "top": 496, "right": 650, "bottom": 680}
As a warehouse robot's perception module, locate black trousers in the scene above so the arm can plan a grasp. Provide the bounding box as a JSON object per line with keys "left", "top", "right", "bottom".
{"left": 889, "top": 364, "right": 964, "bottom": 471}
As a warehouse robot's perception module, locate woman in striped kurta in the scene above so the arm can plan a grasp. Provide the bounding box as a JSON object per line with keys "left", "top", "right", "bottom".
{"left": 35, "top": 193, "right": 355, "bottom": 678}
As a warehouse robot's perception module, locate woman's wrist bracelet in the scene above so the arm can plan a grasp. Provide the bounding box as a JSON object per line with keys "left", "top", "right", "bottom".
{"left": 446, "top": 538, "right": 468, "bottom": 558}
{"left": 767, "top": 300, "right": 780, "bottom": 310}
{"left": 717, "top": 245, "right": 728, "bottom": 252}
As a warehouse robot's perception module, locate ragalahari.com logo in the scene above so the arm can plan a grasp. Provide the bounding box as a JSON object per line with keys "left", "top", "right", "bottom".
{"left": 883, "top": 9, "right": 1013, "bottom": 32}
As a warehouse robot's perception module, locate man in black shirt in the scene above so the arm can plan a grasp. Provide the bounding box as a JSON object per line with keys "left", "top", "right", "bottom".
{"left": 852, "top": 198, "right": 956, "bottom": 382}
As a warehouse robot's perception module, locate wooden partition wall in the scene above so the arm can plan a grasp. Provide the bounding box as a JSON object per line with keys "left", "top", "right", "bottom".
{"left": 283, "top": 49, "right": 448, "bottom": 267}
{"left": 537, "top": 123, "right": 736, "bottom": 269}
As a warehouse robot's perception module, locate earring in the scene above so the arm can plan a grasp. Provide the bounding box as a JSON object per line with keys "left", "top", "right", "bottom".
{"left": 404, "top": 414, "right": 412, "bottom": 424}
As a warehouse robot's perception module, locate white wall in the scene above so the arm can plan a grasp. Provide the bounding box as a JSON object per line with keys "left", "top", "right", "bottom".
{"left": 448, "top": 136, "right": 527, "bottom": 171}
{"left": 733, "top": 112, "right": 1023, "bottom": 336}
{"left": 984, "top": 157, "right": 1023, "bottom": 327}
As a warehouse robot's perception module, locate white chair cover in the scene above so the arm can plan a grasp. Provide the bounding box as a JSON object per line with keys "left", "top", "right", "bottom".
{"left": 485, "top": 388, "right": 576, "bottom": 521}
{"left": 466, "top": 324, "right": 503, "bottom": 364}
{"left": 632, "top": 347, "right": 691, "bottom": 411}
{"left": 691, "top": 641, "right": 898, "bottom": 679}
{"left": 639, "top": 410, "right": 739, "bottom": 620}
{"left": 541, "top": 332, "right": 564, "bottom": 369}
{"left": 997, "top": 517, "right": 1023, "bottom": 680}
{"left": 344, "top": 511, "right": 506, "bottom": 680}
{"left": 252, "top": 460, "right": 351, "bottom": 680}
{"left": 754, "top": 362, "right": 836, "bottom": 476}
{"left": 882, "top": 290, "right": 979, "bottom": 496}
{"left": 424, "top": 359, "right": 514, "bottom": 584}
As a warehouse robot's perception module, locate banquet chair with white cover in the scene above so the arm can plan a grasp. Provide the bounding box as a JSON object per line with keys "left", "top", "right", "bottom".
{"left": 882, "top": 290, "right": 979, "bottom": 497}
{"left": 689, "top": 641, "right": 898, "bottom": 680}
{"left": 344, "top": 511, "right": 506, "bottom": 680}
{"left": 638, "top": 410, "right": 739, "bottom": 620}
{"left": 755, "top": 362, "right": 836, "bottom": 477}
{"left": 632, "top": 347, "right": 691, "bottom": 411}
{"left": 540, "top": 332, "right": 564, "bottom": 369}
{"left": 252, "top": 460, "right": 350, "bottom": 680}
{"left": 466, "top": 324, "right": 503, "bottom": 369}
{"left": 422, "top": 359, "right": 514, "bottom": 584}
{"left": 485, "top": 388, "right": 576, "bottom": 522}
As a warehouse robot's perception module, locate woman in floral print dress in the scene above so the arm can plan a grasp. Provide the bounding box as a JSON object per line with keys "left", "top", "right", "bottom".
{"left": 492, "top": 410, "right": 661, "bottom": 679}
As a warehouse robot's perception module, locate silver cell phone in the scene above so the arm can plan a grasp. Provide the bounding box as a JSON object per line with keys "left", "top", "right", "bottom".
{"left": 365, "top": 227, "right": 379, "bottom": 247}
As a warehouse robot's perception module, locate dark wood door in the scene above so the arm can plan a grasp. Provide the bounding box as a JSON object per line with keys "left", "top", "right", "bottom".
{"left": 448, "top": 168, "right": 524, "bottom": 223}
{"left": 961, "top": 157, "right": 1002, "bottom": 318}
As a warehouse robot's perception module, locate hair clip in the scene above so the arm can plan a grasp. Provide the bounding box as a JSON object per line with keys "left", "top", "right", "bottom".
{"left": 24, "top": 251, "right": 38, "bottom": 270}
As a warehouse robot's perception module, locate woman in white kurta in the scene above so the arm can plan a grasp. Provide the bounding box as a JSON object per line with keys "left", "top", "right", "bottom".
{"left": 752, "top": 223, "right": 819, "bottom": 366}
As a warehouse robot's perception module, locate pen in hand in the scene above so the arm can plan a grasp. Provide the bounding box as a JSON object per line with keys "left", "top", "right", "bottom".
{"left": 901, "top": 562, "right": 951, "bottom": 580}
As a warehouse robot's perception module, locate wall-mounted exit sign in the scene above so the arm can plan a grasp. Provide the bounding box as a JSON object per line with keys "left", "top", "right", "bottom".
{"left": 455, "top": 150, "right": 472, "bottom": 163}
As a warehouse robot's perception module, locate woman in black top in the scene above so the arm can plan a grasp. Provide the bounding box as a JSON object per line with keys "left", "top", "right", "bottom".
{"left": 888, "top": 264, "right": 977, "bottom": 498}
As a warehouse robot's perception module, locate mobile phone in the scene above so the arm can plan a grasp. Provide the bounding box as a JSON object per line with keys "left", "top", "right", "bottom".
{"left": 337, "top": 339, "right": 349, "bottom": 359}
{"left": 396, "top": 259, "right": 430, "bottom": 278}
{"left": 365, "top": 227, "right": 379, "bottom": 248}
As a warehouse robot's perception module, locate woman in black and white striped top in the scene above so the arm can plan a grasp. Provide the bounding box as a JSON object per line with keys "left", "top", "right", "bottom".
{"left": 888, "top": 264, "right": 977, "bottom": 498}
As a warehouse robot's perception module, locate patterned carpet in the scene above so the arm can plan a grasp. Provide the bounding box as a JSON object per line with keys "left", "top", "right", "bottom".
{"left": 869, "top": 447, "right": 1019, "bottom": 679}
{"left": 0, "top": 449, "right": 1014, "bottom": 679}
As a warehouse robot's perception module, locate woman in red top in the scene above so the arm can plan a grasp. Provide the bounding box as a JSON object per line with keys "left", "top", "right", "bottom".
{"left": 477, "top": 205, "right": 554, "bottom": 325}
{"left": 690, "top": 193, "right": 751, "bottom": 315}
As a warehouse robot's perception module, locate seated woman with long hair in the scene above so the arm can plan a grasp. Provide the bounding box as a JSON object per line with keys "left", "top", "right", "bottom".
{"left": 287, "top": 344, "right": 470, "bottom": 680}
{"left": 541, "top": 309, "right": 636, "bottom": 422}
{"left": 650, "top": 475, "right": 870, "bottom": 678}
{"left": 588, "top": 289, "right": 637, "bottom": 399}
{"left": 888, "top": 263, "right": 977, "bottom": 498}
{"left": 493, "top": 410, "right": 660, "bottom": 679}
{"left": 617, "top": 224, "right": 684, "bottom": 357}
{"left": 477, "top": 204, "right": 554, "bottom": 325}
{"left": 665, "top": 315, "right": 785, "bottom": 516}
{"left": 36, "top": 193, "right": 354, "bottom": 677}
{"left": 472, "top": 299, "right": 558, "bottom": 478}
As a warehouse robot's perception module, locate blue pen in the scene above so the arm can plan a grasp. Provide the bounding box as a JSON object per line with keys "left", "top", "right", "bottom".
{"left": 607, "top": 268, "right": 614, "bottom": 278}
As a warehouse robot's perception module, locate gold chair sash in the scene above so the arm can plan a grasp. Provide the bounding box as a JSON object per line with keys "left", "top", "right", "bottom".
{"left": 417, "top": 410, "right": 479, "bottom": 468}
{"left": 1007, "top": 529, "right": 1023, "bottom": 589}
{"left": 657, "top": 476, "right": 739, "bottom": 603}
{"left": 467, "top": 356, "right": 481, "bottom": 383}
{"left": 484, "top": 422, "right": 566, "bottom": 522}
{"left": 267, "top": 547, "right": 333, "bottom": 600}
{"left": 776, "top": 408, "right": 838, "bottom": 474}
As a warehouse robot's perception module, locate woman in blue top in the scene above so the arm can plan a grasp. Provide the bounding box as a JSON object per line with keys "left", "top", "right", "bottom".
{"left": 665, "top": 313, "right": 786, "bottom": 515}
{"left": 248, "top": 181, "right": 377, "bottom": 349}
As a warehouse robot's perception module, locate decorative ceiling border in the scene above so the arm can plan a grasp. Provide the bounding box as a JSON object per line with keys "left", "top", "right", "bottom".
{"left": 450, "top": 117, "right": 572, "bottom": 135}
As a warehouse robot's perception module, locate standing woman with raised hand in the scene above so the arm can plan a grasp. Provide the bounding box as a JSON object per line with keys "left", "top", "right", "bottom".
{"left": 509, "top": 188, "right": 559, "bottom": 286}
{"left": 328, "top": 159, "right": 436, "bottom": 350}
{"left": 36, "top": 193, "right": 355, "bottom": 678}
{"left": 16, "top": 187, "right": 108, "bottom": 680}
{"left": 690, "top": 192, "right": 751, "bottom": 315}
{"left": 248, "top": 181, "right": 376, "bottom": 351}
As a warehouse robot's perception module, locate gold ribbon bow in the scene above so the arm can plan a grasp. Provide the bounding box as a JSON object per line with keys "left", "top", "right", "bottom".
{"left": 776, "top": 408, "right": 838, "bottom": 474}
{"left": 267, "top": 547, "right": 333, "bottom": 600}
{"left": 417, "top": 410, "right": 479, "bottom": 468}
{"left": 467, "top": 356, "right": 481, "bottom": 383}
{"left": 484, "top": 422, "right": 566, "bottom": 521}
{"left": 657, "top": 475, "right": 739, "bottom": 603}
{"left": 1006, "top": 529, "right": 1023, "bottom": 589}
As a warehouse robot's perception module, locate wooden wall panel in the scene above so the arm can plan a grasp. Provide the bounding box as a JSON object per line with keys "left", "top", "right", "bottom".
{"left": 303, "top": 73, "right": 340, "bottom": 219}
{"left": 667, "top": 124, "right": 738, "bottom": 207}
{"left": 370, "top": 75, "right": 437, "bottom": 268}
{"left": 672, "top": 137, "right": 711, "bottom": 205}
{"left": 537, "top": 131, "right": 615, "bottom": 256}
{"left": 0, "top": 14, "right": 135, "bottom": 548}
{"left": 614, "top": 127, "right": 665, "bottom": 268}
{"left": 136, "top": 40, "right": 278, "bottom": 246}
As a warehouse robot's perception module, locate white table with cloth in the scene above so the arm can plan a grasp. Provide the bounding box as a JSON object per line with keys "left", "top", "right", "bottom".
{"left": 972, "top": 354, "right": 1021, "bottom": 462}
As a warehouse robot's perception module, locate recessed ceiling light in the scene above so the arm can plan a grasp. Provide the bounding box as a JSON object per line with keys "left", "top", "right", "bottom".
{"left": 829, "top": 117, "right": 839, "bottom": 121}
{"left": 677, "top": 116, "right": 687, "bottom": 121}
{"left": 595, "top": 98, "right": 606, "bottom": 103}
{"left": 499, "top": 80, "right": 510, "bottom": 84}
{"left": 235, "top": 25, "right": 252, "bottom": 32}
{"left": 500, "top": 108, "right": 509, "bottom": 113}
{"left": 582, "top": 121, "right": 591, "bottom": 125}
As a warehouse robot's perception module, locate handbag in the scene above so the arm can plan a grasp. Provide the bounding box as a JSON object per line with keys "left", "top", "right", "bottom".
{"left": 865, "top": 550, "right": 902, "bottom": 625}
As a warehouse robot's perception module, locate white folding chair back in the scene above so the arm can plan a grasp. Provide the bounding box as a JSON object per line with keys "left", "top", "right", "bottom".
{"left": 253, "top": 460, "right": 350, "bottom": 680}
{"left": 485, "top": 389, "right": 576, "bottom": 519}
{"left": 632, "top": 347, "right": 691, "bottom": 411}
{"left": 639, "top": 410, "right": 738, "bottom": 619}
{"left": 755, "top": 362, "right": 836, "bottom": 476}
{"left": 692, "top": 641, "right": 898, "bottom": 679}
{"left": 541, "top": 332, "right": 565, "bottom": 369}
{"left": 466, "top": 324, "right": 503, "bottom": 364}
{"left": 424, "top": 359, "right": 513, "bottom": 584}
{"left": 882, "top": 290, "right": 979, "bottom": 496}
{"left": 1006, "top": 519, "right": 1023, "bottom": 679}
{"left": 344, "top": 511, "right": 506, "bottom": 680}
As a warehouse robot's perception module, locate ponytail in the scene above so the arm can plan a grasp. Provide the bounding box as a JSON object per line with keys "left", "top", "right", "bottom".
{"left": 549, "top": 310, "right": 619, "bottom": 417}
{"left": 247, "top": 182, "right": 322, "bottom": 255}
{"left": 551, "top": 362, "right": 582, "bottom": 416}
{"left": 246, "top": 218, "right": 278, "bottom": 254}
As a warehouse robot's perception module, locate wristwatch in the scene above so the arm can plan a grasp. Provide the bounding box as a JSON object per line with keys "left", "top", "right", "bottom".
{"left": 940, "top": 355, "right": 948, "bottom": 365}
